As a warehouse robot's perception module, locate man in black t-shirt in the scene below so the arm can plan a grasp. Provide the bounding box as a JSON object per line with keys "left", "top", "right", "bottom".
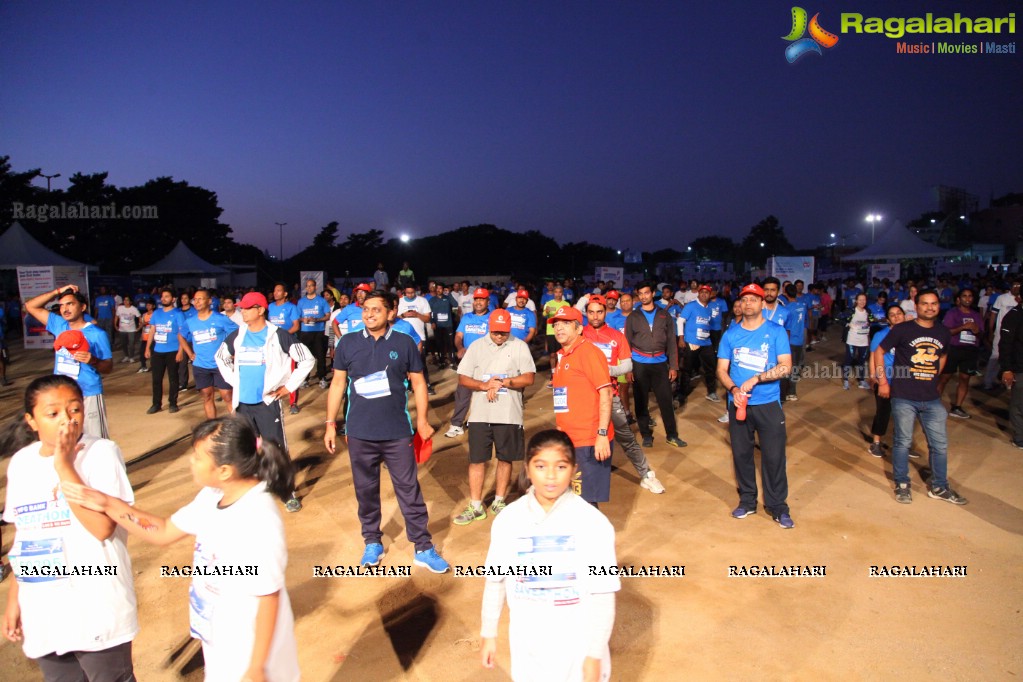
{"left": 874, "top": 290, "right": 968, "bottom": 505}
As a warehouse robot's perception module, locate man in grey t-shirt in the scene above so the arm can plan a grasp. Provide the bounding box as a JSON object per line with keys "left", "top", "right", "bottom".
{"left": 452, "top": 309, "right": 536, "bottom": 525}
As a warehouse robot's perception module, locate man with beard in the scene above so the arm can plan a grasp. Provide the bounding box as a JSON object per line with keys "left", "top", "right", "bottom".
{"left": 875, "top": 290, "right": 967, "bottom": 506}
{"left": 25, "top": 284, "right": 113, "bottom": 436}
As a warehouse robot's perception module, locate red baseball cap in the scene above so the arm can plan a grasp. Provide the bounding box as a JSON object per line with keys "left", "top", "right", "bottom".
{"left": 473, "top": 287, "right": 490, "bottom": 299}
{"left": 488, "top": 309, "right": 512, "bottom": 332}
{"left": 354, "top": 282, "right": 373, "bottom": 293}
{"left": 239, "top": 292, "right": 268, "bottom": 309}
{"left": 604, "top": 290, "right": 620, "bottom": 300}
{"left": 551, "top": 306, "right": 583, "bottom": 323}
{"left": 587, "top": 295, "right": 607, "bottom": 308}
{"left": 53, "top": 329, "right": 89, "bottom": 353}
{"left": 698, "top": 284, "right": 714, "bottom": 293}
{"left": 739, "top": 284, "right": 765, "bottom": 299}
{"left": 515, "top": 289, "right": 530, "bottom": 299}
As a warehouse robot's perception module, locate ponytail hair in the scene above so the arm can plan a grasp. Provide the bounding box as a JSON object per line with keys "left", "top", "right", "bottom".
{"left": 0, "top": 375, "right": 83, "bottom": 458}
{"left": 191, "top": 417, "right": 295, "bottom": 502}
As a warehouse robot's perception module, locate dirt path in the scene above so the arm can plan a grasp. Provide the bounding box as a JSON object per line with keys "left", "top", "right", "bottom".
{"left": 1, "top": 338, "right": 1021, "bottom": 681}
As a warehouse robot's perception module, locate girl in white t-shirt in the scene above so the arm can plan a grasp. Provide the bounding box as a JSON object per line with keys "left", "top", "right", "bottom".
{"left": 899, "top": 285, "right": 919, "bottom": 321}
{"left": 480, "top": 430, "right": 620, "bottom": 682}
{"left": 64, "top": 417, "right": 300, "bottom": 682}
{"left": 114, "top": 297, "right": 141, "bottom": 363}
{"left": 2, "top": 374, "right": 138, "bottom": 681}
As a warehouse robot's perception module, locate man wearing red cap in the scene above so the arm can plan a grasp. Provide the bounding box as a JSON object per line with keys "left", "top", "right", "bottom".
{"left": 216, "top": 291, "right": 314, "bottom": 513}
{"left": 551, "top": 305, "right": 615, "bottom": 505}
{"left": 716, "top": 283, "right": 794, "bottom": 529}
{"left": 507, "top": 289, "right": 537, "bottom": 345}
{"left": 445, "top": 288, "right": 492, "bottom": 438}
{"left": 452, "top": 309, "right": 536, "bottom": 524}
{"left": 584, "top": 296, "right": 665, "bottom": 494}
{"left": 25, "top": 285, "right": 113, "bottom": 437}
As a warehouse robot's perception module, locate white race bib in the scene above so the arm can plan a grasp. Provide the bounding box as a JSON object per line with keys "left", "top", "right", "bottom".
{"left": 237, "top": 347, "right": 265, "bottom": 366}
{"left": 55, "top": 348, "right": 81, "bottom": 379}
{"left": 960, "top": 331, "right": 977, "bottom": 345}
{"left": 354, "top": 370, "right": 391, "bottom": 399}
{"left": 437, "top": 313, "right": 449, "bottom": 322}
{"left": 482, "top": 373, "right": 509, "bottom": 395}
{"left": 192, "top": 328, "right": 216, "bottom": 345}
{"left": 553, "top": 386, "right": 568, "bottom": 413}
{"left": 735, "top": 348, "right": 768, "bottom": 372}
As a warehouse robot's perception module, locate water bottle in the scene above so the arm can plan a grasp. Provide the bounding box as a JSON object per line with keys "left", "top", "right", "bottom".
{"left": 736, "top": 392, "right": 749, "bottom": 421}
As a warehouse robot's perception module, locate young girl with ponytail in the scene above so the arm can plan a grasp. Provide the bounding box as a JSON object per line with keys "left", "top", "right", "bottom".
{"left": 64, "top": 416, "right": 300, "bottom": 682}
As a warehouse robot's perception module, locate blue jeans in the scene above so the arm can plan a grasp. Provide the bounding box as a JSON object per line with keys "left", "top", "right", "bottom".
{"left": 891, "top": 398, "right": 948, "bottom": 489}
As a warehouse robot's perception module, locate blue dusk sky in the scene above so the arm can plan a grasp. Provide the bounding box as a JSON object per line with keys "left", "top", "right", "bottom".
{"left": 2, "top": 1, "right": 1020, "bottom": 257}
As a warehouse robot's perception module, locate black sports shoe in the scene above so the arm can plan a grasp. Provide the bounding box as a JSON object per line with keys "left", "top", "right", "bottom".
{"left": 642, "top": 436, "right": 654, "bottom": 448}
{"left": 146, "top": 405, "right": 161, "bottom": 414}
{"left": 665, "top": 437, "right": 687, "bottom": 448}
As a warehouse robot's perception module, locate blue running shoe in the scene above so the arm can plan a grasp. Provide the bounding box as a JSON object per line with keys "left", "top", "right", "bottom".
{"left": 731, "top": 506, "right": 756, "bottom": 519}
{"left": 414, "top": 547, "right": 450, "bottom": 574}
{"left": 774, "top": 513, "right": 795, "bottom": 529}
{"left": 360, "top": 543, "right": 385, "bottom": 567}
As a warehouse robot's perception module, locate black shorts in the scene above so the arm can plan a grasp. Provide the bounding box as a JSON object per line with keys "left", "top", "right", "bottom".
{"left": 574, "top": 444, "right": 613, "bottom": 504}
{"left": 546, "top": 334, "right": 560, "bottom": 354}
{"left": 194, "top": 365, "right": 230, "bottom": 390}
{"left": 943, "top": 346, "right": 979, "bottom": 375}
{"left": 467, "top": 423, "right": 524, "bottom": 463}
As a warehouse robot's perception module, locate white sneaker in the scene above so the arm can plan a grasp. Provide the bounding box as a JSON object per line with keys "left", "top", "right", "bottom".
{"left": 444, "top": 425, "right": 464, "bottom": 438}
{"left": 640, "top": 470, "right": 666, "bottom": 494}
{"left": 717, "top": 413, "right": 729, "bottom": 423}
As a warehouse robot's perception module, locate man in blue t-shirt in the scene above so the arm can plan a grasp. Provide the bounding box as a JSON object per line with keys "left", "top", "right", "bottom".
{"left": 446, "top": 288, "right": 491, "bottom": 437}
{"left": 268, "top": 283, "right": 302, "bottom": 413}
{"left": 717, "top": 282, "right": 794, "bottom": 529}
{"left": 507, "top": 289, "right": 537, "bottom": 344}
{"left": 782, "top": 284, "right": 808, "bottom": 400}
{"left": 181, "top": 288, "right": 238, "bottom": 419}
{"left": 679, "top": 284, "right": 718, "bottom": 403}
{"left": 92, "top": 286, "right": 117, "bottom": 350}
{"left": 323, "top": 290, "right": 449, "bottom": 573}
{"left": 297, "top": 278, "right": 331, "bottom": 387}
{"left": 145, "top": 287, "right": 187, "bottom": 414}
{"left": 26, "top": 285, "right": 113, "bottom": 437}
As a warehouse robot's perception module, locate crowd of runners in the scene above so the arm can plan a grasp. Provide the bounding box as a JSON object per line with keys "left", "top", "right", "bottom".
{"left": 2, "top": 264, "right": 1022, "bottom": 680}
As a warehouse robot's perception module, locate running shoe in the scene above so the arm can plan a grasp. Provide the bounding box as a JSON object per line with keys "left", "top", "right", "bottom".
{"left": 731, "top": 506, "right": 755, "bottom": 519}
{"left": 949, "top": 407, "right": 970, "bottom": 419}
{"left": 290, "top": 405, "right": 301, "bottom": 415}
{"left": 868, "top": 442, "right": 884, "bottom": 457}
{"left": 665, "top": 437, "right": 687, "bottom": 448}
{"left": 285, "top": 495, "right": 302, "bottom": 512}
{"left": 413, "top": 547, "right": 450, "bottom": 574}
{"left": 785, "top": 394, "right": 799, "bottom": 402}
{"left": 360, "top": 543, "right": 385, "bottom": 567}
{"left": 640, "top": 471, "right": 666, "bottom": 494}
{"left": 773, "top": 513, "right": 795, "bottom": 529}
{"left": 489, "top": 499, "right": 507, "bottom": 515}
{"left": 717, "top": 413, "right": 729, "bottom": 423}
{"left": 642, "top": 436, "right": 654, "bottom": 448}
{"left": 705, "top": 393, "right": 721, "bottom": 403}
{"left": 895, "top": 483, "right": 912, "bottom": 504}
{"left": 453, "top": 504, "right": 486, "bottom": 525}
{"left": 444, "top": 425, "right": 464, "bottom": 438}
{"left": 927, "top": 487, "right": 968, "bottom": 505}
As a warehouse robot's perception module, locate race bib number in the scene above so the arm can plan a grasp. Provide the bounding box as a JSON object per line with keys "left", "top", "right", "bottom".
{"left": 734, "top": 347, "right": 768, "bottom": 372}
{"left": 55, "top": 348, "right": 80, "bottom": 379}
{"left": 553, "top": 386, "right": 568, "bottom": 413}
{"left": 237, "top": 347, "right": 265, "bottom": 366}
{"left": 154, "top": 323, "right": 172, "bottom": 345}
{"left": 511, "top": 534, "right": 579, "bottom": 603}
{"left": 354, "top": 370, "right": 391, "bottom": 399}
{"left": 696, "top": 328, "right": 710, "bottom": 340}
{"left": 436, "top": 313, "right": 448, "bottom": 322}
{"left": 10, "top": 538, "right": 68, "bottom": 584}
{"left": 592, "top": 342, "right": 613, "bottom": 362}
{"left": 192, "top": 328, "right": 216, "bottom": 345}
{"left": 482, "top": 373, "right": 509, "bottom": 395}
{"left": 960, "top": 331, "right": 977, "bottom": 345}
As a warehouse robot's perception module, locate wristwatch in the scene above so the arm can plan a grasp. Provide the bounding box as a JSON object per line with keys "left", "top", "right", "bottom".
{"left": 596, "top": 428, "right": 608, "bottom": 437}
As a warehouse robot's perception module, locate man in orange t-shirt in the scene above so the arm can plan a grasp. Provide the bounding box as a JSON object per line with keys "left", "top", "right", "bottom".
{"left": 550, "top": 306, "right": 614, "bottom": 505}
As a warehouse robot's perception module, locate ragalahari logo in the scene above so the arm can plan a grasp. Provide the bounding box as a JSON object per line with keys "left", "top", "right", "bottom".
{"left": 783, "top": 7, "right": 839, "bottom": 62}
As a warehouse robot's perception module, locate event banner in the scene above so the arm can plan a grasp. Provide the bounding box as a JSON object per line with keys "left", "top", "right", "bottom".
{"left": 768, "top": 257, "right": 815, "bottom": 284}
{"left": 301, "top": 270, "right": 325, "bottom": 292}
{"left": 870, "top": 263, "right": 901, "bottom": 281}
{"left": 17, "top": 265, "right": 90, "bottom": 349}
{"left": 596, "top": 266, "right": 624, "bottom": 289}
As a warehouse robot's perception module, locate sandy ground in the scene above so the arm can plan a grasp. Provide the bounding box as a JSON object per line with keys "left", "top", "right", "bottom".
{"left": 1, "top": 335, "right": 1021, "bottom": 681}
